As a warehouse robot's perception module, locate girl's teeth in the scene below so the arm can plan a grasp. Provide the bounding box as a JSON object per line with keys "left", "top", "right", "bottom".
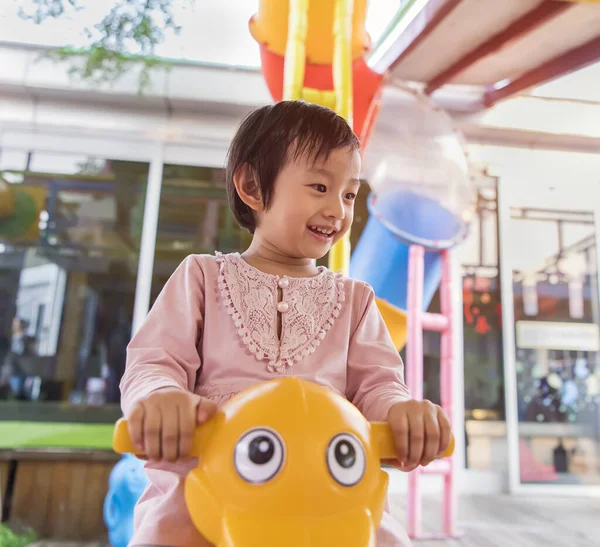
{"left": 310, "top": 226, "right": 333, "bottom": 235}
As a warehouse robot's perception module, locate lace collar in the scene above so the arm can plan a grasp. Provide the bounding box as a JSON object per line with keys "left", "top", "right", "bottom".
{"left": 215, "top": 252, "right": 345, "bottom": 373}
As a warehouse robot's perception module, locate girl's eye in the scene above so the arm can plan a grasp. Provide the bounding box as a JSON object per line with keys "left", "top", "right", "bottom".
{"left": 345, "top": 193, "right": 357, "bottom": 201}
{"left": 312, "top": 184, "right": 327, "bottom": 193}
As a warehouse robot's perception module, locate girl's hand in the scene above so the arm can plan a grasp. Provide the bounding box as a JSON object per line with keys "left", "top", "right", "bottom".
{"left": 126, "top": 387, "right": 218, "bottom": 462}
{"left": 387, "top": 399, "right": 451, "bottom": 472}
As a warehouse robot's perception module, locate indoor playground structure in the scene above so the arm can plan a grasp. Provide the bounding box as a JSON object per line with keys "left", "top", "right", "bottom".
{"left": 104, "top": 0, "right": 475, "bottom": 544}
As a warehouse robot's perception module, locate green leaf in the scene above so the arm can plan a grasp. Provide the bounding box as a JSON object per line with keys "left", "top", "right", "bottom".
{"left": 0, "top": 523, "right": 37, "bottom": 547}
{"left": 18, "top": 0, "right": 195, "bottom": 92}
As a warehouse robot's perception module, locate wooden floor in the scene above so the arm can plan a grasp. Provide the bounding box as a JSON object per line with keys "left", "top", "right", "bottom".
{"left": 28, "top": 494, "right": 600, "bottom": 547}
{"left": 389, "top": 494, "right": 599, "bottom": 547}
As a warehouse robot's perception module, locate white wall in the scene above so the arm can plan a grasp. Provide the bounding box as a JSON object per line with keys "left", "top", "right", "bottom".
{"left": 469, "top": 146, "right": 600, "bottom": 201}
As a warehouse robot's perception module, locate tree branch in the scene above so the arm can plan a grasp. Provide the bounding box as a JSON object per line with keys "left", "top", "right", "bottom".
{"left": 19, "top": 0, "right": 193, "bottom": 92}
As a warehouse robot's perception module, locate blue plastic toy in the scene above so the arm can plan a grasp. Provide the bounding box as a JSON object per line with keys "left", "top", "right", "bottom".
{"left": 104, "top": 453, "right": 149, "bottom": 547}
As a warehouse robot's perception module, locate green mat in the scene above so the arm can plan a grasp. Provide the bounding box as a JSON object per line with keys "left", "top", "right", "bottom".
{"left": 0, "top": 422, "right": 115, "bottom": 450}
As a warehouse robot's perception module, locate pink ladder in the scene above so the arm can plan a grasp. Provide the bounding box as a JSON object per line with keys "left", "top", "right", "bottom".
{"left": 406, "top": 245, "right": 459, "bottom": 539}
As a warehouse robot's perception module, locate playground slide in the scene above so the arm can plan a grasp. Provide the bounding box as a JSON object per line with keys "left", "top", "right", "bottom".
{"left": 349, "top": 189, "right": 464, "bottom": 350}
{"left": 248, "top": 0, "right": 383, "bottom": 145}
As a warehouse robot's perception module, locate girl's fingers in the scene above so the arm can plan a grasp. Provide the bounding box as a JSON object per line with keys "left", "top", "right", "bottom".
{"left": 161, "top": 406, "right": 179, "bottom": 462}
{"left": 127, "top": 404, "right": 145, "bottom": 452}
{"left": 437, "top": 407, "right": 452, "bottom": 457}
{"left": 407, "top": 414, "right": 424, "bottom": 469}
{"left": 178, "top": 401, "right": 196, "bottom": 458}
{"left": 389, "top": 410, "right": 410, "bottom": 465}
{"left": 421, "top": 411, "right": 440, "bottom": 466}
{"left": 144, "top": 404, "right": 163, "bottom": 461}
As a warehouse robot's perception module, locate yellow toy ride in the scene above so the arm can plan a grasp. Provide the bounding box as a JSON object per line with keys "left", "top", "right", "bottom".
{"left": 113, "top": 378, "right": 453, "bottom": 547}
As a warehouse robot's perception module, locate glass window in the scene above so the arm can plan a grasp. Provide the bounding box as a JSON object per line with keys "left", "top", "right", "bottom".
{"left": 506, "top": 207, "right": 600, "bottom": 486}
{"left": 461, "top": 184, "right": 504, "bottom": 418}
{"left": 460, "top": 184, "right": 505, "bottom": 472}
{"left": 0, "top": 151, "right": 149, "bottom": 439}
{"left": 149, "top": 164, "right": 251, "bottom": 306}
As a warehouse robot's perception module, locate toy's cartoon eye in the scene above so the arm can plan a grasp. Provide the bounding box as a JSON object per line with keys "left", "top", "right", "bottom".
{"left": 327, "top": 433, "right": 366, "bottom": 486}
{"left": 234, "top": 428, "right": 285, "bottom": 484}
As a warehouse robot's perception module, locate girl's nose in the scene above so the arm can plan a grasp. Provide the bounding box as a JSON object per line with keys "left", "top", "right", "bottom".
{"left": 324, "top": 195, "right": 345, "bottom": 220}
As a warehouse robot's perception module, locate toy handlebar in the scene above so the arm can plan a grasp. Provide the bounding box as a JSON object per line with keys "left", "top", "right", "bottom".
{"left": 113, "top": 418, "right": 455, "bottom": 461}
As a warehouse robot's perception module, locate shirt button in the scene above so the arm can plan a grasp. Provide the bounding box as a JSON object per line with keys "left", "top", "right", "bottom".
{"left": 278, "top": 277, "right": 289, "bottom": 289}
{"left": 277, "top": 301, "right": 289, "bottom": 313}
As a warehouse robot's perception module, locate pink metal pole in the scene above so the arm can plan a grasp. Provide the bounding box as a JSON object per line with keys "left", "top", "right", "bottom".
{"left": 406, "top": 245, "right": 424, "bottom": 539}
{"left": 407, "top": 245, "right": 425, "bottom": 401}
{"left": 439, "top": 250, "right": 453, "bottom": 420}
{"left": 439, "top": 250, "right": 457, "bottom": 537}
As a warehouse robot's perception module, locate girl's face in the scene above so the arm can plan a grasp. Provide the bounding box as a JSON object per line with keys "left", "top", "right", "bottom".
{"left": 256, "top": 146, "right": 361, "bottom": 260}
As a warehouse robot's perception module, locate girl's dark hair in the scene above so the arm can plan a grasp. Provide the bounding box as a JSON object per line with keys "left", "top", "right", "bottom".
{"left": 226, "top": 101, "right": 359, "bottom": 233}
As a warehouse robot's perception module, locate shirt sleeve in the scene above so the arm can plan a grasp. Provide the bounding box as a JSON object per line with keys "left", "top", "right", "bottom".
{"left": 120, "top": 255, "right": 205, "bottom": 416}
{"left": 346, "top": 282, "right": 411, "bottom": 422}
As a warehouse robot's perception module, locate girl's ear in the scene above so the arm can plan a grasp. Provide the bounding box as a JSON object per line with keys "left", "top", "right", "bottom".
{"left": 233, "top": 165, "right": 263, "bottom": 212}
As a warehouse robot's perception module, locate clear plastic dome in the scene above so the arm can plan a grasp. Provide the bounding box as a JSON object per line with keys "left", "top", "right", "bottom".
{"left": 362, "top": 85, "right": 476, "bottom": 250}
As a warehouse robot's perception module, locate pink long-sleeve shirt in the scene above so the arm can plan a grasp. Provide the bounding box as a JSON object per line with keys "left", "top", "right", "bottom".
{"left": 121, "top": 252, "right": 412, "bottom": 546}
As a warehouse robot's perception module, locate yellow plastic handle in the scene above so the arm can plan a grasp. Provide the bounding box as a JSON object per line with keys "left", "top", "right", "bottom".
{"left": 113, "top": 418, "right": 142, "bottom": 455}
{"left": 113, "top": 418, "right": 454, "bottom": 461}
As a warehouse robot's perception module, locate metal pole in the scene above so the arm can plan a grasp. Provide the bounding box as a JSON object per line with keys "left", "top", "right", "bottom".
{"left": 131, "top": 142, "right": 164, "bottom": 336}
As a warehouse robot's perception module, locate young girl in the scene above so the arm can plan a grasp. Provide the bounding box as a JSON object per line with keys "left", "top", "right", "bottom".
{"left": 121, "top": 100, "right": 452, "bottom": 546}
